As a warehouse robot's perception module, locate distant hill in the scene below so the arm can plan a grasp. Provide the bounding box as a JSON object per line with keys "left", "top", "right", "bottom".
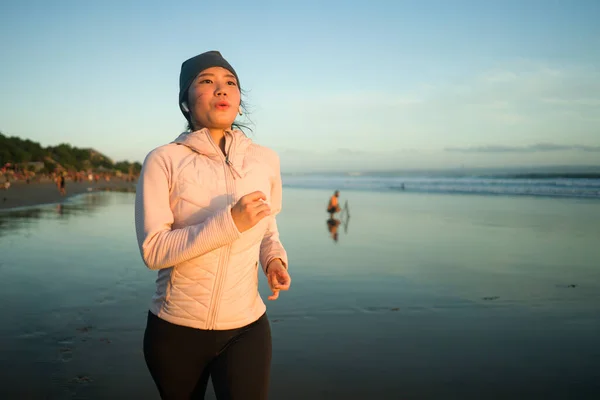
{"left": 0, "top": 132, "right": 141, "bottom": 174}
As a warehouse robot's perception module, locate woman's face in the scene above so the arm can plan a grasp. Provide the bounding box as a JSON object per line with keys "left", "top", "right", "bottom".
{"left": 187, "top": 66, "right": 241, "bottom": 131}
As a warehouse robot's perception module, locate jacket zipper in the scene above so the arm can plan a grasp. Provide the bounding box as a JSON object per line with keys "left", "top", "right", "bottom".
{"left": 224, "top": 136, "right": 243, "bottom": 179}
{"left": 225, "top": 157, "right": 242, "bottom": 179}
{"left": 205, "top": 131, "right": 238, "bottom": 329}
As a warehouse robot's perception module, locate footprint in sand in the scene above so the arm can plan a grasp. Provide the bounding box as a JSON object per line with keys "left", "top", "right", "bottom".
{"left": 98, "top": 295, "right": 116, "bottom": 305}
{"left": 19, "top": 331, "right": 47, "bottom": 339}
{"left": 59, "top": 347, "right": 73, "bottom": 362}
{"left": 58, "top": 337, "right": 75, "bottom": 346}
{"left": 70, "top": 375, "right": 93, "bottom": 384}
{"left": 355, "top": 306, "right": 401, "bottom": 314}
{"left": 482, "top": 296, "right": 499, "bottom": 301}
{"left": 364, "top": 306, "right": 390, "bottom": 313}
{"left": 76, "top": 325, "right": 94, "bottom": 333}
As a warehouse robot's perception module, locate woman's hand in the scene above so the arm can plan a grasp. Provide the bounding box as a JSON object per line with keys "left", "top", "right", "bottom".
{"left": 266, "top": 259, "right": 291, "bottom": 301}
{"left": 231, "top": 191, "right": 271, "bottom": 233}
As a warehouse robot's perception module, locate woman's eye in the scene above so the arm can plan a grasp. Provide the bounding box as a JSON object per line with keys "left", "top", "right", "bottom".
{"left": 199, "top": 79, "right": 212, "bottom": 84}
{"left": 227, "top": 81, "right": 237, "bottom": 86}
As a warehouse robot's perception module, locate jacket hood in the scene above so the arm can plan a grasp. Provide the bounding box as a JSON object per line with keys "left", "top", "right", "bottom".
{"left": 173, "top": 128, "right": 252, "bottom": 162}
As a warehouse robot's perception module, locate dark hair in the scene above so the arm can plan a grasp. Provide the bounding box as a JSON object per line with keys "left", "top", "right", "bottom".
{"left": 184, "top": 90, "right": 253, "bottom": 134}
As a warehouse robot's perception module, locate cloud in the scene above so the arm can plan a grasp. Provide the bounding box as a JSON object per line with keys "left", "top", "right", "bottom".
{"left": 258, "top": 60, "right": 600, "bottom": 171}
{"left": 337, "top": 148, "right": 368, "bottom": 155}
{"left": 276, "top": 147, "right": 315, "bottom": 155}
{"left": 541, "top": 97, "right": 600, "bottom": 106}
{"left": 481, "top": 70, "right": 518, "bottom": 83}
{"left": 446, "top": 143, "right": 600, "bottom": 153}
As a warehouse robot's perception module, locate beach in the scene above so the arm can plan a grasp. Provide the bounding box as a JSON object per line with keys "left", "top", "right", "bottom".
{"left": 0, "top": 187, "right": 599, "bottom": 399}
{"left": 0, "top": 179, "right": 136, "bottom": 210}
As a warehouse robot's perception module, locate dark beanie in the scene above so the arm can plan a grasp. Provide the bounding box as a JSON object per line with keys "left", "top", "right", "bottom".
{"left": 178, "top": 51, "right": 240, "bottom": 120}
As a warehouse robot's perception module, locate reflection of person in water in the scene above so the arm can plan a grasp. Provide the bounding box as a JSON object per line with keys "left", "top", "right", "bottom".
{"left": 327, "top": 190, "right": 341, "bottom": 217}
{"left": 327, "top": 217, "right": 341, "bottom": 242}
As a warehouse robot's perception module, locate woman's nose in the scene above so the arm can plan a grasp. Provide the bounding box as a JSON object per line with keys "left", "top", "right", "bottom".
{"left": 215, "top": 84, "right": 227, "bottom": 96}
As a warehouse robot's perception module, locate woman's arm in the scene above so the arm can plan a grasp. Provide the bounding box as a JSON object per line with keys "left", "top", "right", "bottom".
{"left": 135, "top": 148, "right": 241, "bottom": 270}
{"left": 259, "top": 152, "right": 288, "bottom": 274}
{"left": 260, "top": 216, "right": 288, "bottom": 274}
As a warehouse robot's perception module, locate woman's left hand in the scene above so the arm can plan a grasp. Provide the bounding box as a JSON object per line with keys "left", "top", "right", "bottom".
{"left": 266, "top": 259, "right": 291, "bottom": 301}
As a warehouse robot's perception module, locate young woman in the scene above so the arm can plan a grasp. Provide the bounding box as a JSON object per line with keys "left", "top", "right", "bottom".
{"left": 135, "top": 51, "right": 291, "bottom": 399}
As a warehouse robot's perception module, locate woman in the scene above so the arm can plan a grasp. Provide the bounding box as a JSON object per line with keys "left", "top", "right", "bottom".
{"left": 135, "top": 50, "right": 291, "bottom": 399}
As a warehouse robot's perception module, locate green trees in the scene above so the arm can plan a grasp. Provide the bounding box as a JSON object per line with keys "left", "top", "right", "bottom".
{"left": 0, "top": 133, "right": 44, "bottom": 165}
{"left": 0, "top": 132, "right": 141, "bottom": 174}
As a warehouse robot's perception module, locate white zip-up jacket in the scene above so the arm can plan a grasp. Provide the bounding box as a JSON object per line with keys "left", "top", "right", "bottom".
{"left": 135, "top": 128, "right": 288, "bottom": 330}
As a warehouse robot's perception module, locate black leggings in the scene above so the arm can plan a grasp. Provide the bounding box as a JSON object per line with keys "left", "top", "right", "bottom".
{"left": 143, "top": 311, "right": 272, "bottom": 400}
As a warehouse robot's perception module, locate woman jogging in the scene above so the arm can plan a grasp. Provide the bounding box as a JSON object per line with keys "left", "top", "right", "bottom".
{"left": 135, "top": 50, "right": 291, "bottom": 399}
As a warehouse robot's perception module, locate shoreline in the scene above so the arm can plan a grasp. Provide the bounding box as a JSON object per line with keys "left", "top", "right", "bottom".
{"left": 0, "top": 180, "right": 137, "bottom": 211}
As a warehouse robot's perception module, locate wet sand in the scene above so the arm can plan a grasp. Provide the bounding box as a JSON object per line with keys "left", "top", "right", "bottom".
{"left": 1, "top": 189, "right": 599, "bottom": 399}
{"left": 0, "top": 180, "right": 136, "bottom": 210}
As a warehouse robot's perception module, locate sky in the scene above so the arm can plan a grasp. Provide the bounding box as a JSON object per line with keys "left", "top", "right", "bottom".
{"left": 1, "top": 0, "right": 599, "bottom": 172}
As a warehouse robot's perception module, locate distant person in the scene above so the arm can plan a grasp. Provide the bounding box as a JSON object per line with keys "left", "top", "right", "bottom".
{"left": 327, "top": 190, "right": 341, "bottom": 216}
{"left": 57, "top": 175, "right": 66, "bottom": 196}
{"left": 135, "top": 50, "right": 291, "bottom": 399}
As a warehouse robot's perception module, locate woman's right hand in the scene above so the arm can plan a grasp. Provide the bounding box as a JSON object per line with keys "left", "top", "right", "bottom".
{"left": 231, "top": 191, "right": 271, "bottom": 233}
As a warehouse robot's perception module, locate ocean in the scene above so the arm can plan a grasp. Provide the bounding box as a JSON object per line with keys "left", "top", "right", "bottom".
{"left": 282, "top": 170, "right": 600, "bottom": 199}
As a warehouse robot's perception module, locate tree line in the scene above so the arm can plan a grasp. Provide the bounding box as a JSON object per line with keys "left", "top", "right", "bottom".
{"left": 0, "top": 132, "right": 141, "bottom": 175}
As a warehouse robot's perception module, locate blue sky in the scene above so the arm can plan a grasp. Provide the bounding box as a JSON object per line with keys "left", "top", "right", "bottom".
{"left": 1, "top": 0, "right": 599, "bottom": 172}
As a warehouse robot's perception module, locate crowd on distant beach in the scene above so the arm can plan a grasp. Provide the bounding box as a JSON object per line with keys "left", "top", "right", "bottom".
{"left": 1, "top": 164, "right": 138, "bottom": 191}
{"left": 1, "top": 164, "right": 140, "bottom": 210}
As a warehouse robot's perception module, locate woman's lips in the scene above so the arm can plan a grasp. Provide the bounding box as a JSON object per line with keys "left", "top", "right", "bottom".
{"left": 215, "top": 101, "right": 230, "bottom": 110}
